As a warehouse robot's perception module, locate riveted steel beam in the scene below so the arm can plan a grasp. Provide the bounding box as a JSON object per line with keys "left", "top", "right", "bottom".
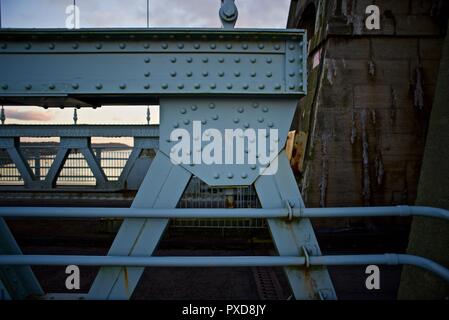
{"left": 0, "top": 28, "right": 306, "bottom": 107}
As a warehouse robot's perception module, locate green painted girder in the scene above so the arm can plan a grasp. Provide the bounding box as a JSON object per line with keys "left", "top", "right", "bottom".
{"left": 0, "top": 28, "right": 307, "bottom": 107}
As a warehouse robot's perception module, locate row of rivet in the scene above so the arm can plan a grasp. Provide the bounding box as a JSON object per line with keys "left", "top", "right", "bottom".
{"left": 0, "top": 42, "right": 302, "bottom": 51}
{"left": 143, "top": 57, "right": 301, "bottom": 64}
{"left": 154, "top": 71, "right": 296, "bottom": 78}
{"left": 0, "top": 83, "right": 302, "bottom": 91}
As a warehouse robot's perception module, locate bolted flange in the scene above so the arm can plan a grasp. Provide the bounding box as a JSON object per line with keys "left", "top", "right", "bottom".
{"left": 219, "top": 0, "right": 238, "bottom": 29}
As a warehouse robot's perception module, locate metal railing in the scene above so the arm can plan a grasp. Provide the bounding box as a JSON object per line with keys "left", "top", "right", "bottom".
{"left": 1, "top": 205, "right": 448, "bottom": 294}
{"left": 0, "top": 145, "right": 132, "bottom": 185}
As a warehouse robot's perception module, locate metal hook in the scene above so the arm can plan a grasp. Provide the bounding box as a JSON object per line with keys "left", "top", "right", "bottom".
{"left": 301, "top": 246, "right": 310, "bottom": 268}
{"left": 285, "top": 200, "right": 293, "bottom": 221}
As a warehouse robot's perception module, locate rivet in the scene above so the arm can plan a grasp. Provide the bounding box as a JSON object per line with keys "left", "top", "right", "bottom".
{"left": 243, "top": 122, "right": 250, "bottom": 128}
{"left": 1, "top": 84, "right": 8, "bottom": 90}
{"left": 187, "top": 57, "right": 193, "bottom": 63}
{"left": 289, "top": 44, "right": 295, "bottom": 50}
{"left": 212, "top": 115, "right": 219, "bottom": 120}
{"left": 242, "top": 84, "right": 249, "bottom": 90}
{"left": 184, "top": 119, "right": 190, "bottom": 125}
{"left": 96, "top": 84, "right": 103, "bottom": 90}
{"left": 49, "top": 43, "right": 55, "bottom": 49}
{"left": 209, "top": 103, "right": 216, "bottom": 109}
{"left": 274, "top": 44, "right": 280, "bottom": 50}
{"left": 186, "top": 71, "right": 193, "bottom": 77}
{"left": 289, "top": 58, "right": 295, "bottom": 63}
{"left": 72, "top": 43, "right": 79, "bottom": 49}
{"left": 194, "top": 43, "right": 200, "bottom": 49}
{"left": 178, "top": 84, "right": 184, "bottom": 89}
{"left": 242, "top": 44, "right": 248, "bottom": 50}
{"left": 96, "top": 43, "right": 102, "bottom": 49}
{"left": 258, "top": 117, "right": 264, "bottom": 123}
{"left": 162, "top": 83, "right": 169, "bottom": 89}
{"left": 203, "top": 72, "right": 209, "bottom": 77}
{"left": 143, "top": 43, "right": 150, "bottom": 49}
{"left": 194, "top": 83, "right": 201, "bottom": 89}
{"left": 119, "top": 43, "right": 126, "bottom": 49}
{"left": 237, "top": 107, "right": 244, "bottom": 113}
{"left": 177, "top": 43, "right": 184, "bottom": 49}
{"left": 210, "top": 44, "right": 216, "bottom": 49}
{"left": 144, "top": 57, "right": 151, "bottom": 63}
{"left": 266, "top": 72, "right": 272, "bottom": 78}
{"left": 1, "top": 43, "right": 7, "bottom": 49}
{"left": 250, "top": 58, "right": 257, "bottom": 63}
{"left": 250, "top": 164, "right": 257, "bottom": 170}
{"left": 144, "top": 84, "right": 150, "bottom": 89}
{"left": 202, "top": 58, "right": 208, "bottom": 63}
{"left": 49, "top": 84, "right": 55, "bottom": 90}
{"left": 268, "top": 121, "right": 274, "bottom": 127}
{"left": 202, "top": 119, "right": 207, "bottom": 125}
{"left": 234, "top": 58, "right": 240, "bottom": 63}
{"left": 227, "top": 84, "right": 233, "bottom": 89}
{"left": 191, "top": 105, "right": 198, "bottom": 111}
{"left": 171, "top": 72, "right": 177, "bottom": 77}
{"left": 262, "top": 107, "right": 268, "bottom": 112}
{"left": 252, "top": 102, "right": 259, "bottom": 108}
{"left": 218, "top": 58, "right": 224, "bottom": 63}
{"left": 120, "top": 84, "right": 127, "bottom": 90}
{"left": 227, "top": 173, "right": 234, "bottom": 179}
{"left": 210, "top": 83, "right": 216, "bottom": 89}
{"left": 234, "top": 72, "right": 240, "bottom": 77}
{"left": 180, "top": 108, "right": 187, "bottom": 114}
{"left": 171, "top": 57, "right": 177, "bottom": 63}
{"left": 144, "top": 72, "right": 151, "bottom": 77}
{"left": 258, "top": 43, "right": 265, "bottom": 49}
{"left": 289, "top": 72, "right": 295, "bottom": 77}
{"left": 241, "top": 173, "right": 248, "bottom": 179}
{"left": 259, "top": 84, "right": 265, "bottom": 90}
{"left": 233, "top": 118, "right": 240, "bottom": 123}
{"left": 25, "top": 84, "right": 32, "bottom": 90}
{"left": 226, "top": 44, "right": 232, "bottom": 49}
{"left": 218, "top": 72, "right": 224, "bottom": 77}
{"left": 250, "top": 72, "right": 256, "bottom": 77}
{"left": 72, "top": 83, "right": 79, "bottom": 89}
{"left": 266, "top": 58, "right": 272, "bottom": 64}
{"left": 173, "top": 122, "right": 179, "bottom": 128}
{"left": 162, "top": 43, "right": 168, "bottom": 49}
{"left": 213, "top": 173, "right": 220, "bottom": 179}
{"left": 289, "top": 85, "right": 296, "bottom": 90}
{"left": 275, "top": 84, "right": 282, "bottom": 90}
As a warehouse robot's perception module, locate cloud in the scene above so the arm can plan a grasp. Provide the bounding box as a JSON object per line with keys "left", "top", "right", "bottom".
{"left": 5, "top": 108, "right": 56, "bottom": 121}
{"left": 3, "top": 0, "right": 291, "bottom": 28}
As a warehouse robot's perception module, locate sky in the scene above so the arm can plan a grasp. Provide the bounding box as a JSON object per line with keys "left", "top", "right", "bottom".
{"left": 0, "top": 0, "right": 291, "bottom": 125}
